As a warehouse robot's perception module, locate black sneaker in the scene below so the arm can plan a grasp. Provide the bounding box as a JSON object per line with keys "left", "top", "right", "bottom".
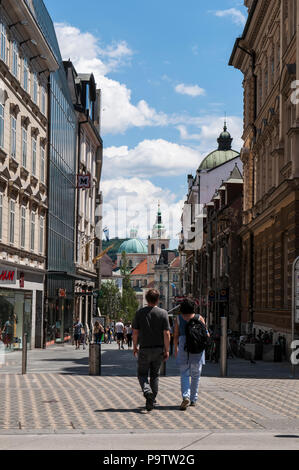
{"left": 145, "top": 392, "right": 155, "bottom": 411}
{"left": 190, "top": 401, "right": 197, "bottom": 407}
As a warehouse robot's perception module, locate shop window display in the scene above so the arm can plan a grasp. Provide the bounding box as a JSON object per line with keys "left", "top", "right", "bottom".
{"left": 0, "top": 290, "right": 32, "bottom": 350}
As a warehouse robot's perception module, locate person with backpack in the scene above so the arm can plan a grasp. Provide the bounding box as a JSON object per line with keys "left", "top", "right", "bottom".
{"left": 174, "top": 298, "right": 209, "bottom": 411}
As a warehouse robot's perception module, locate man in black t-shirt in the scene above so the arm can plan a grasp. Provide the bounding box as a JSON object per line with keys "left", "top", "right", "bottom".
{"left": 132, "top": 289, "right": 170, "bottom": 412}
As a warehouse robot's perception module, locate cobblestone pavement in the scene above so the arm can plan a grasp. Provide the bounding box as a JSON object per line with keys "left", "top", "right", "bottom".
{"left": 0, "top": 343, "right": 298, "bottom": 434}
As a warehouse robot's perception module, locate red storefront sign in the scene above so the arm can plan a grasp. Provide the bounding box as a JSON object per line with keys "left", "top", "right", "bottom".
{"left": 0, "top": 267, "right": 17, "bottom": 284}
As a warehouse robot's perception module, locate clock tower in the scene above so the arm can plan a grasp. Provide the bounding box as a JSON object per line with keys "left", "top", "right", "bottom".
{"left": 147, "top": 203, "right": 170, "bottom": 274}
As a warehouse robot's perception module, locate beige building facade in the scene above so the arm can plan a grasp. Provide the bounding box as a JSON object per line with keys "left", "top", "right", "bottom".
{"left": 230, "top": 0, "right": 299, "bottom": 345}
{"left": 0, "top": 0, "right": 58, "bottom": 349}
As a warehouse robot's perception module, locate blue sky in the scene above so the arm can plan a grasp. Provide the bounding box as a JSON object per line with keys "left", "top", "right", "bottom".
{"left": 44, "top": 0, "right": 247, "bottom": 244}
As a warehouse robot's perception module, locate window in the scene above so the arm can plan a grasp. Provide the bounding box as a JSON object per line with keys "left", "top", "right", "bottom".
{"left": 271, "top": 56, "right": 274, "bottom": 79}
{"left": 9, "top": 200, "right": 15, "bottom": 244}
{"left": 20, "top": 206, "right": 26, "bottom": 248}
{"left": 32, "top": 137, "right": 37, "bottom": 175}
{"left": 22, "top": 127, "right": 27, "bottom": 167}
{"left": 89, "top": 191, "right": 93, "bottom": 222}
{"left": 258, "top": 78, "right": 263, "bottom": 110}
{"left": 30, "top": 211, "right": 35, "bottom": 250}
{"left": 23, "top": 57, "right": 29, "bottom": 92}
{"left": 10, "top": 116, "right": 17, "bottom": 158}
{"left": 33, "top": 72, "right": 38, "bottom": 104}
{"left": 0, "top": 22, "right": 6, "bottom": 62}
{"left": 39, "top": 216, "right": 44, "bottom": 253}
{"left": 0, "top": 193, "right": 2, "bottom": 241}
{"left": 40, "top": 145, "right": 45, "bottom": 183}
{"left": 12, "top": 40, "right": 18, "bottom": 78}
{"left": 86, "top": 141, "right": 90, "bottom": 166}
{"left": 282, "top": 231, "right": 289, "bottom": 308}
{"left": 41, "top": 86, "right": 46, "bottom": 114}
{"left": 264, "top": 69, "right": 268, "bottom": 96}
{"left": 0, "top": 104, "right": 4, "bottom": 148}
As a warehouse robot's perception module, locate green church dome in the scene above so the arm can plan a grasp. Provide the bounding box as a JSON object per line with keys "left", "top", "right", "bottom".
{"left": 199, "top": 149, "right": 239, "bottom": 170}
{"left": 118, "top": 238, "right": 147, "bottom": 254}
{"left": 199, "top": 123, "right": 239, "bottom": 171}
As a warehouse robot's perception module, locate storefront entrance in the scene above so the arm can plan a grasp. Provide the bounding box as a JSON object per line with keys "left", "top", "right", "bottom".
{"left": 46, "top": 297, "right": 73, "bottom": 345}
{"left": 0, "top": 289, "right": 32, "bottom": 350}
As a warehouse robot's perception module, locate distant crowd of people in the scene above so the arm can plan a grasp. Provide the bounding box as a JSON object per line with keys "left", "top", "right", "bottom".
{"left": 72, "top": 318, "right": 133, "bottom": 350}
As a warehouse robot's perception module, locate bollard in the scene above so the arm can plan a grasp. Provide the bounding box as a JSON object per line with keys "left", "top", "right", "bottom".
{"left": 160, "top": 359, "right": 166, "bottom": 376}
{"left": 220, "top": 316, "right": 228, "bottom": 377}
{"left": 22, "top": 333, "right": 27, "bottom": 375}
{"left": 89, "top": 343, "right": 101, "bottom": 375}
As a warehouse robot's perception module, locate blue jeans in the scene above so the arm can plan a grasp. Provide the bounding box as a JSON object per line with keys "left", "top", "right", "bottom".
{"left": 179, "top": 363, "right": 202, "bottom": 402}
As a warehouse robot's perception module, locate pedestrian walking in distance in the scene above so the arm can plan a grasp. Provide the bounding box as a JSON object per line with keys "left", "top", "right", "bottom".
{"left": 115, "top": 318, "right": 125, "bottom": 350}
{"left": 73, "top": 318, "right": 83, "bottom": 350}
{"left": 174, "top": 299, "right": 209, "bottom": 411}
{"left": 93, "top": 321, "right": 104, "bottom": 344}
{"left": 126, "top": 323, "right": 133, "bottom": 349}
{"left": 132, "top": 289, "right": 170, "bottom": 412}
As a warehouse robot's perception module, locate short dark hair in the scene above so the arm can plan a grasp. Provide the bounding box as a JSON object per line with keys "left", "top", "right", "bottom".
{"left": 180, "top": 299, "right": 195, "bottom": 314}
{"left": 146, "top": 289, "right": 160, "bottom": 304}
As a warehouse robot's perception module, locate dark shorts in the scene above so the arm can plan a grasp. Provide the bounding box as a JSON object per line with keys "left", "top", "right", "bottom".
{"left": 116, "top": 332, "right": 124, "bottom": 341}
{"left": 74, "top": 334, "right": 81, "bottom": 341}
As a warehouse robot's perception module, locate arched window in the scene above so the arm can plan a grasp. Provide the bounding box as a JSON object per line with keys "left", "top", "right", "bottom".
{"left": 151, "top": 244, "right": 154, "bottom": 254}
{"left": 161, "top": 244, "right": 166, "bottom": 251}
{"left": 129, "top": 259, "right": 133, "bottom": 268}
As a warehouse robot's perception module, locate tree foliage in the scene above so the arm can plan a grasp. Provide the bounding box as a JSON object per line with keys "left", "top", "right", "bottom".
{"left": 98, "top": 280, "right": 121, "bottom": 322}
{"left": 119, "top": 252, "right": 139, "bottom": 323}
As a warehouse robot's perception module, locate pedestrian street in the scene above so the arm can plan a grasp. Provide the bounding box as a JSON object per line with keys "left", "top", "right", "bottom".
{"left": 0, "top": 342, "right": 298, "bottom": 435}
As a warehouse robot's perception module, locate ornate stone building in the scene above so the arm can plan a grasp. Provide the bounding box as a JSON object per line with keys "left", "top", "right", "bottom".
{"left": 229, "top": 0, "right": 299, "bottom": 343}
{"left": 0, "top": 0, "right": 58, "bottom": 349}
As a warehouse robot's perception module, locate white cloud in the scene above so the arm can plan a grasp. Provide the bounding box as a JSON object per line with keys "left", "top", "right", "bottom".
{"left": 101, "top": 177, "right": 184, "bottom": 240}
{"left": 102, "top": 116, "right": 243, "bottom": 179}
{"left": 212, "top": 8, "right": 246, "bottom": 26}
{"left": 175, "top": 116, "right": 243, "bottom": 153}
{"left": 103, "top": 139, "right": 203, "bottom": 178}
{"left": 55, "top": 22, "right": 169, "bottom": 135}
{"left": 176, "top": 125, "right": 201, "bottom": 141}
{"left": 175, "top": 83, "right": 206, "bottom": 97}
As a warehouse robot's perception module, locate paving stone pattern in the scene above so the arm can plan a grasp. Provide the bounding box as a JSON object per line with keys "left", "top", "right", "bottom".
{"left": 0, "top": 344, "right": 298, "bottom": 433}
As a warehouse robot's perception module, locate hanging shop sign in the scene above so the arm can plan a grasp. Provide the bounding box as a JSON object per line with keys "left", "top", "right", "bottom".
{"left": 58, "top": 288, "right": 66, "bottom": 298}
{"left": 19, "top": 272, "right": 25, "bottom": 288}
{"left": 77, "top": 174, "right": 91, "bottom": 189}
{"left": 209, "top": 290, "right": 216, "bottom": 301}
{"left": 219, "top": 289, "right": 228, "bottom": 302}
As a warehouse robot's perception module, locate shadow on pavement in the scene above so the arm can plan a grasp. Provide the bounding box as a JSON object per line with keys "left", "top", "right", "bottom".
{"left": 9, "top": 342, "right": 295, "bottom": 379}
